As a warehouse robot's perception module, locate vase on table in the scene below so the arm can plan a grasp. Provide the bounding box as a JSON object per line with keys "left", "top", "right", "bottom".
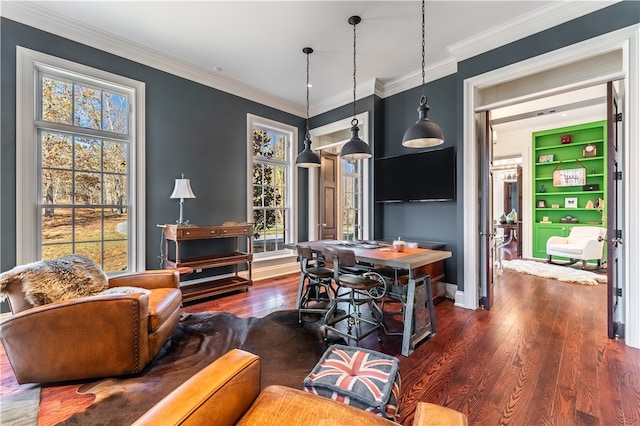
{"left": 506, "top": 209, "right": 517, "bottom": 224}
{"left": 499, "top": 213, "right": 507, "bottom": 224}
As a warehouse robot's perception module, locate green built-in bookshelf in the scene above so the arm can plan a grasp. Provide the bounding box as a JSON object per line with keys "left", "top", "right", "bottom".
{"left": 532, "top": 120, "right": 607, "bottom": 259}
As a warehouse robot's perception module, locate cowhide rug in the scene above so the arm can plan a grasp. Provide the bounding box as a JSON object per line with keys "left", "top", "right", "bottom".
{"left": 59, "top": 310, "right": 339, "bottom": 425}
{"left": 502, "top": 259, "right": 607, "bottom": 285}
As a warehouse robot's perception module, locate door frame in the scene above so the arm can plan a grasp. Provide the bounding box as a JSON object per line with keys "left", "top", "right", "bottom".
{"left": 461, "top": 25, "right": 640, "bottom": 348}
{"left": 307, "top": 112, "right": 370, "bottom": 241}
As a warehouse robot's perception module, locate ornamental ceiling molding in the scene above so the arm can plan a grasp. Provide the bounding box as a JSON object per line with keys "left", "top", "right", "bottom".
{"left": 1, "top": 0, "right": 617, "bottom": 118}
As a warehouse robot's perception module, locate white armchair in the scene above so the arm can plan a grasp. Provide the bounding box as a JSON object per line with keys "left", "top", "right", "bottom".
{"left": 547, "top": 226, "right": 606, "bottom": 269}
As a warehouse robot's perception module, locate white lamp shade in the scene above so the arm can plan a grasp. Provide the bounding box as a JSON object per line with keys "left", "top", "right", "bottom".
{"left": 170, "top": 178, "right": 196, "bottom": 199}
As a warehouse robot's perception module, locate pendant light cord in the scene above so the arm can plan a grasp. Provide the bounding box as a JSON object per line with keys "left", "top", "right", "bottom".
{"left": 352, "top": 17, "right": 358, "bottom": 126}
{"left": 306, "top": 50, "right": 310, "bottom": 138}
{"left": 420, "top": 0, "right": 427, "bottom": 104}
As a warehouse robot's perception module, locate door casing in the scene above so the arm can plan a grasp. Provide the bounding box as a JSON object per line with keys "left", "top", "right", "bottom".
{"left": 461, "top": 25, "right": 639, "bottom": 348}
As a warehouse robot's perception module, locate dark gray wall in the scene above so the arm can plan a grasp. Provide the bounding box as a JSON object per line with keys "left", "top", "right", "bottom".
{"left": 1, "top": 1, "right": 638, "bottom": 297}
{"left": 377, "top": 74, "right": 459, "bottom": 282}
{"left": 0, "top": 18, "right": 306, "bottom": 277}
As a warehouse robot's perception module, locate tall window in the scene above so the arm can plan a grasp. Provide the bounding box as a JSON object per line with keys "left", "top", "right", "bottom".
{"left": 17, "top": 48, "right": 145, "bottom": 273}
{"left": 248, "top": 115, "right": 295, "bottom": 257}
{"left": 342, "top": 160, "right": 363, "bottom": 240}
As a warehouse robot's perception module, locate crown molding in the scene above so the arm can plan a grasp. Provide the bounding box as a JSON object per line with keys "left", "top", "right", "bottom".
{"left": 448, "top": 0, "right": 619, "bottom": 62}
{"left": 1, "top": 1, "right": 305, "bottom": 117}
{"left": 380, "top": 57, "right": 457, "bottom": 100}
{"left": 2, "top": 0, "right": 620, "bottom": 119}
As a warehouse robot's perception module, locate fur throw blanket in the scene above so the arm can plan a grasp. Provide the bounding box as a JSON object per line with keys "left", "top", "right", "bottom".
{"left": 0, "top": 255, "right": 108, "bottom": 307}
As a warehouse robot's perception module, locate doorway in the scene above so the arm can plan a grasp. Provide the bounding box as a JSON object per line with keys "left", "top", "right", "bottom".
{"left": 307, "top": 112, "right": 370, "bottom": 242}
{"left": 462, "top": 26, "right": 639, "bottom": 347}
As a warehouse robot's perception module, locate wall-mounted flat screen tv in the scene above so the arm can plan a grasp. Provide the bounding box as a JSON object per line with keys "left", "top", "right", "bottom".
{"left": 375, "top": 146, "right": 456, "bottom": 202}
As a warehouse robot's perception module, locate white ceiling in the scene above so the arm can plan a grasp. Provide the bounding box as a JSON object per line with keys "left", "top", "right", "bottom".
{"left": 1, "top": 1, "right": 617, "bottom": 117}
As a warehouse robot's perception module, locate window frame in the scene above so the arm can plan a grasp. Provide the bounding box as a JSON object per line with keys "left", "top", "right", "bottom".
{"left": 16, "top": 47, "right": 146, "bottom": 273}
{"left": 246, "top": 114, "right": 297, "bottom": 260}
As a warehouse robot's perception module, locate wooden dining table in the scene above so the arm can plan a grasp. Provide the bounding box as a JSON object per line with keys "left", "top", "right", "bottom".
{"left": 297, "top": 240, "right": 452, "bottom": 356}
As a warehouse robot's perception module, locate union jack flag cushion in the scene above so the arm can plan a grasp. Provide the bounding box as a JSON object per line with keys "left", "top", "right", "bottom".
{"left": 303, "top": 344, "right": 401, "bottom": 421}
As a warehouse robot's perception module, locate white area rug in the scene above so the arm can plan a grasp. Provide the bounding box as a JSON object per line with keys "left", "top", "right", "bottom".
{"left": 502, "top": 259, "right": 606, "bottom": 285}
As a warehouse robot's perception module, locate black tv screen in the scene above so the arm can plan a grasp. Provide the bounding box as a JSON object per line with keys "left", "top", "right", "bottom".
{"left": 375, "top": 147, "right": 456, "bottom": 202}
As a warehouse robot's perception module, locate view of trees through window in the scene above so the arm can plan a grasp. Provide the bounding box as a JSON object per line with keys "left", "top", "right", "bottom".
{"left": 252, "top": 127, "right": 288, "bottom": 254}
{"left": 39, "top": 73, "right": 130, "bottom": 272}
{"left": 342, "top": 160, "right": 362, "bottom": 240}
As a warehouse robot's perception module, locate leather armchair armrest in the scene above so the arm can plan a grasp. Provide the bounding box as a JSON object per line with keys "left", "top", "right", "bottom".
{"left": 0, "top": 294, "right": 150, "bottom": 384}
{"left": 109, "top": 270, "right": 180, "bottom": 290}
{"left": 413, "top": 402, "right": 468, "bottom": 426}
{"left": 133, "top": 349, "right": 261, "bottom": 426}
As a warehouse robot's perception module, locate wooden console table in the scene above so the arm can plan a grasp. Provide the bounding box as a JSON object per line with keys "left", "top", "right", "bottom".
{"left": 158, "top": 223, "right": 253, "bottom": 303}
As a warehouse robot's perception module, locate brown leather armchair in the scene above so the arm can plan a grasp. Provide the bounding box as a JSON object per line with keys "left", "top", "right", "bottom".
{"left": 0, "top": 270, "right": 182, "bottom": 384}
{"left": 133, "top": 349, "right": 468, "bottom": 426}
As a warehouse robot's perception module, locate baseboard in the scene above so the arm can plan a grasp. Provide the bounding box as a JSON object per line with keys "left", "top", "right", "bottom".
{"left": 444, "top": 283, "right": 458, "bottom": 300}
{"left": 454, "top": 290, "right": 466, "bottom": 308}
{"left": 252, "top": 257, "right": 298, "bottom": 281}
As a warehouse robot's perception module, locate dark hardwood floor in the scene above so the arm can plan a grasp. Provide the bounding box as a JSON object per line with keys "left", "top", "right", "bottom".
{"left": 2, "top": 269, "right": 639, "bottom": 425}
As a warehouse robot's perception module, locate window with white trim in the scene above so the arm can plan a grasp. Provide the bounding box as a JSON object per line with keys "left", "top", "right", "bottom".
{"left": 248, "top": 115, "right": 296, "bottom": 257}
{"left": 16, "top": 47, "right": 145, "bottom": 273}
{"left": 342, "top": 159, "right": 363, "bottom": 240}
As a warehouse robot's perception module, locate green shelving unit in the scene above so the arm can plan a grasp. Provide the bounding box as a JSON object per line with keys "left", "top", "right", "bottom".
{"left": 532, "top": 120, "right": 607, "bottom": 259}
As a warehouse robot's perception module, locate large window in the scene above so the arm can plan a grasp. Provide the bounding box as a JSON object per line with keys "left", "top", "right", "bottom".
{"left": 248, "top": 115, "right": 296, "bottom": 257}
{"left": 342, "top": 160, "right": 363, "bottom": 240}
{"left": 17, "top": 48, "right": 145, "bottom": 273}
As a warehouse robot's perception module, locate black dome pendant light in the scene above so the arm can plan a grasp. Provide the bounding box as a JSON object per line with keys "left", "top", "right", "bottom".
{"left": 295, "top": 47, "right": 321, "bottom": 168}
{"left": 339, "top": 15, "right": 371, "bottom": 161}
{"left": 402, "top": 0, "right": 444, "bottom": 148}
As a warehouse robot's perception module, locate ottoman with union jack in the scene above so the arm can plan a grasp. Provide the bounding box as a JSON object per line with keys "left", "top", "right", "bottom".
{"left": 303, "top": 344, "right": 401, "bottom": 421}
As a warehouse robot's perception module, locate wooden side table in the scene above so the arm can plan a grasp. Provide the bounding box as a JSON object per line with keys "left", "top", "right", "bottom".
{"left": 158, "top": 223, "right": 253, "bottom": 303}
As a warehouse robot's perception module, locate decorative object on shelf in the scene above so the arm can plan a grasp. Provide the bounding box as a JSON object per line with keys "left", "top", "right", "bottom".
{"left": 564, "top": 197, "right": 578, "bottom": 208}
{"left": 537, "top": 200, "right": 547, "bottom": 208}
{"left": 585, "top": 200, "right": 595, "bottom": 209}
{"left": 551, "top": 203, "right": 560, "bottom": 209}
{"left": 295, "top": 47, "right": 321, "bottom": 168}
{"left": 583, "top": 183, "right": 599, "bottom": 191}
{"left": 560, "top": 215, "right": 579, "bottom": 223}
{"left": 561, "top": 134, "right": 572, "bottom": 144}
{"left": 539, "top": 154, "right": 554, "bottom": 163}
{"left": 553, "top": 160, "right": 587, "bottom": 187}
{"left": 170, "top": 173, "right": 196, "bottom": 225}
{"left": 498, "top": 212, "right": 507, "bottom": 224}
{"left": 506, "top": 208, "right": 517, "bottom": 224}
{"left": 590, "top": 168, "right": 597, "bottom": 175}
{"left": 541, "top": 216, "right": 552, "bottom": 224}
{"left": 539, "top": 184, "right": 546, "bottom": 193}
{"left": 340, "top": 16, "right": 371, "bottom": 160}
{"left": 401, "top": 0, "right": 444, "bottom": 148}
{"left": 583, "top": 143, "right": 597, "bottom": 158}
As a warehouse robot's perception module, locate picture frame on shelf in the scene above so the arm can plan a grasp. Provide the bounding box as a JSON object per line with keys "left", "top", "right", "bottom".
{"left": 539, "top": 154, "right": 554, "bottom": 163}
{"left": 537, "top": 200, "right": 547, "bottom": 208}
{"left": 565, "top": 197, "right": 578, "bottom": 208}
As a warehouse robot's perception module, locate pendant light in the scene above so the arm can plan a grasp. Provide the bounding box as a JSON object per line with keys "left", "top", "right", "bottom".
{"left": 339, "top": 15, "right": 371, "bottom": 161}
{"left": 295, "top": 47, "right": 321, "bottom": 168}
{"left": 402, "top": 0, "right": 444, "bottom": 148}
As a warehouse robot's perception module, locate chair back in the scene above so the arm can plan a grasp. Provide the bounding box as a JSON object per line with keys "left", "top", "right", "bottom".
{"left": 296, "top": 245, "right": 314, "bottom": 274}
{"left": 2, "top": 277, "right": 34, "bottom": 314}
{"left": 567, "top": 226, "right": 606, "bottom": 247}
{"left": 568, "top": 226, "right": 606, "bottom": 239}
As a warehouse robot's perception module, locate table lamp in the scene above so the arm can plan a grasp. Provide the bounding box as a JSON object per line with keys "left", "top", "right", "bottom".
{"left": 170, "top": 173, "right": 196, "bottom": 225}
